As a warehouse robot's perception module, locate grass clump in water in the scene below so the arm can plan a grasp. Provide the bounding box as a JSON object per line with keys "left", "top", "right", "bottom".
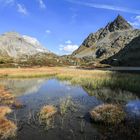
{"left": 0, "top": 86, "right": 15, "bottom": 106}
{"left": 39, "top": 105, "right": 57, "bottom": 120}
{"left": 0, "top": 106, "right": 17, "bottom": 139}
{"left": 0, "top": 106, "right": 12, "bottom": 118}
{"left": 60, "top": 96, "right": 77, "bottom": 116}
{"left": 39, "top": 105, "right": 57, "bottom": 131}
{"left": 0, "top": 118, "right": 17, "bottom": 139}
{"left": 90, "top": 104, "right": 126, "bottom": 124}
{"left": 0, "top": 85, "right": 24, "bottom": 109}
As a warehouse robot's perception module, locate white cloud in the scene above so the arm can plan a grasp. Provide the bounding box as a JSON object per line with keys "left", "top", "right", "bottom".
{"left": 60, "top": 40, "right": 79, "bottom": 53}
{"left": 46, "top": 30, "right": 51, "bottom": 34}
{"left": 129, "top": 16, "right": 140, "bottom": 28}
{"left": 0, "top": 0, "right": 29, "bottom": 15}
{"left": 66, "top": 0, "right": 140, "bottom": 15}
{"left": 65, "top": 40, "right": 72, "bottom": 44}
{"left": 59, "top": 44, "right": 79, "bottom": 53}
{"left": 17, "top": 3, "right": 28, "bottom": 15}
{"left": 38, "top": 0, "right": 46, "bottom": 9}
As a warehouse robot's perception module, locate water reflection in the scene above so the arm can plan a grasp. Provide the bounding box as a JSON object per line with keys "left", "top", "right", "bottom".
{"left": 0, "top": 78, "right": 140, "bottom": 140}
{"left": 0, "top": 79, "right": 46, "bottom": 96}
{"left": 84, "top": 88, "right": 138, "bottom": 104}
{"left": 125, "top": 100, "right": 140, "bottom": 119}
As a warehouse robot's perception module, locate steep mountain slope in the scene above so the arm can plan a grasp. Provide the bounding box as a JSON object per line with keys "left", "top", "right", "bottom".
{"left": 101, "top": 35, "right": 140, "bottom": 66}
{"left": 72, "top": 15, "right": 140, "bottom": 63}
{"left": 0, "top": 32, "right": 49, "bottom": 58}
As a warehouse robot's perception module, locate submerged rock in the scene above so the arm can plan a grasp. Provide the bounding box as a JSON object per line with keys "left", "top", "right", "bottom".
{"left": 90, "top": 104, "right": 125, "bottom": 124}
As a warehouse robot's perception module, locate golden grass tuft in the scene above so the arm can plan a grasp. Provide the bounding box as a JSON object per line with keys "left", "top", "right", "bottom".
{"left": 90, "top": 104, "right": 125, "bottom": 124}
{"left": 0, "top": 86, "right": 15, "bottom": 106}
{"left": 0, "top": 118, "right": 17, "bottom": 139}
{"left": 0, "top": 87, "right": 17, "bottom": 139}
{"left": 0, "top": 106, "right": 17, "bottom": 139}
{"left": 39, "top": 105, "right": 57, "bottom": 120}
{"left": 0, "top": 106, "right": 12, "bottom": 118}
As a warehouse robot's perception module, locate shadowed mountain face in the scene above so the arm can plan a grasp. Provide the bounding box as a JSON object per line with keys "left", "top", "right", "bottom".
{"left": 0, "top": 32, "right": 50, "bottom": 58}
{"left": 72, "top": 15, "right": 140, "bottom": 65}
{"left": 101, "top": 35, "right": 140, "bottom": 66}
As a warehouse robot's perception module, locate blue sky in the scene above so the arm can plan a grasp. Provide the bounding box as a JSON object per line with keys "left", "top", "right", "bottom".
{"left": 0, "top": 0, "right": 140, "bottom": 55}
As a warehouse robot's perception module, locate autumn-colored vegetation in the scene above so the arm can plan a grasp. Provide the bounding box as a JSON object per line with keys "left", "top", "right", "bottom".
{"left": 90, "top": 104, "right": 126, "bottom": 124}
{"left": 0, "top": 106, "right": 17, "bottom": 139}
{"left": 39, "top": 105, "right": 57, "bottom": 120}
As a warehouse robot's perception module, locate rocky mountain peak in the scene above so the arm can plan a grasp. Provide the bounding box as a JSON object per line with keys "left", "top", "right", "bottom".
{"left": 0, "top": 32, "right": 50, "bottom": 58}
{"left": 72, "top": 15, "right": 140, "bottom": 61}
{"left": 105, "top": 15, "right": 132, "bottom": 32}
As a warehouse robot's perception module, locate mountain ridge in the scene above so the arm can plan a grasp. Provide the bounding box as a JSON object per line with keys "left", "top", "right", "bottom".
{"left": 72, "top": 15, "right": 140, "bottom": 64}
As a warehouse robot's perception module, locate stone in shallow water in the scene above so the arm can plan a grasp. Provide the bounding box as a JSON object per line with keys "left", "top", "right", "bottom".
{"left": 125, "top": 100, "right": 140, "bottom": 119}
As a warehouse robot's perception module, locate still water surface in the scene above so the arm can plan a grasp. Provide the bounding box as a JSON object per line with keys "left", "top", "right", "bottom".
{"left": 0, "top": 78, "right": 140, "bottom": 140}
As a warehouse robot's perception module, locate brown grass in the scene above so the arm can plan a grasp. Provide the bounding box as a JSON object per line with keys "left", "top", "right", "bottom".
{"left": 0, "top": 118, "right": 17, "bottom": 139}
{"left": 0, "top": 86, "right": 15, "bottom": 106}
{"left": 0, "top": 67, "right": 139, "bottom": 94}
{"left": 90, "top": 104, "right": 126, "bottom": 124}
{"left": 39, "top": 105, "right": 57, "bottom": 120}
{"left": 0, "top": 106, "right": 17, "bottom": 139}
{"left": 0, "top": 67, "right": 111, "bottom": 78}
{"left": 0, "top": 106, "right": 12, "bottom": 118}
{"left": 0, "top": 87, "right": 17, "bottom": 139}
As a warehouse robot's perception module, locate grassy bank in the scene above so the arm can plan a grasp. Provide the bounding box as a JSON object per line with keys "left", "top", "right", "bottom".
{"left": 0, "top": 67, "right": 140, "bottom": 94}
